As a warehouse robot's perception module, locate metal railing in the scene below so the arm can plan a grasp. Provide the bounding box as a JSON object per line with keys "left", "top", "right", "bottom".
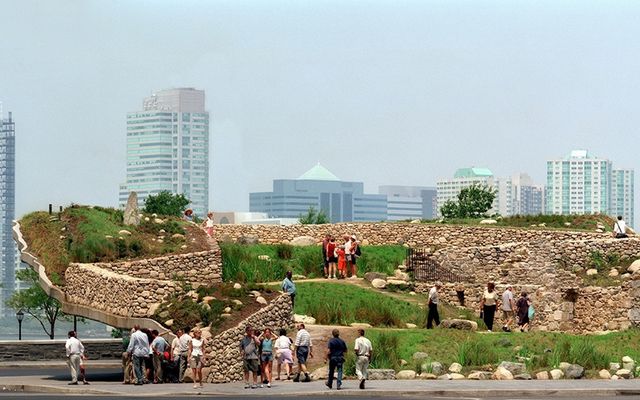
{"left": 406, "top": 248, "right": 466, "bottom": 283}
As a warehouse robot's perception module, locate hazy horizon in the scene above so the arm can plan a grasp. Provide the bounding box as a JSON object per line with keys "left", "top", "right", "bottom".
{"left": 1, "top": 0, "right": 639, "bottom": 218}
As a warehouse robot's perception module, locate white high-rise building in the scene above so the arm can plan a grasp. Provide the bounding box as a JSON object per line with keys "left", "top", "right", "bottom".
{"left": 611, "top": 169, "right": 634, "bottom": 227}
{"left": 436, "top": 168, "right": 497, "bottom": 217}
{"left": 1, "top": 110, "right": 16, "bottom": 317}
{"left": 119, "top": 88, "right": 210, "bottom": 218}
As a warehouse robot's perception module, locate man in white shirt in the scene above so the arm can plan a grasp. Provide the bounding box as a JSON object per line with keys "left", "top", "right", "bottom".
{"left": 614, "top": 216, "right": 628, "bottom": 238}
{"left": 293, "top": 323, "right": 313, "bottom": 382}
{"left": 65, "top": 330, "right": 85, "bottom": 385}
{"left": 354, "top": 329, "right": 372, "bottom": 390}
{"left": 501, "top": 285, "right": 516, "bottom": 332}
{"left": 427, "top": 281, "right": 442, "bottom": 329}
{"left": 127, "top": 325, "right": 150, "bottom": 385}
{"left": 177, "top": 327, "right": 192, "bottom": 382}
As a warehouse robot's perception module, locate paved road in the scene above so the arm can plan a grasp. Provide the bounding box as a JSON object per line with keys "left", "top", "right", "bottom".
{"left": 0, "top": 367, "right": 122, "bottom": 381}
{"left": 1, "top": 396, "right": 640, "bottom": 400}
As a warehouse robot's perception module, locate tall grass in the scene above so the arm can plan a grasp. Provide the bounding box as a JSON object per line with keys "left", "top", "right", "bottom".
{"left": 457, "top": 340, "right": 499, "bottom": 366}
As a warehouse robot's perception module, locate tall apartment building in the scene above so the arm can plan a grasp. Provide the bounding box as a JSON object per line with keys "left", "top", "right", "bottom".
{"left": 379, "top": 185, "right": 437, "bottom": 221}
{"left": 0, "top": 111, "right": 16, "bottom": 316}
{"left": 119, "top": 88, "right": 210, "bottom": 218}
{"left": 612, "top": 169, "right": 634, "bottom": 227}
{"left": 250, "top": 164, "right": 388, "bottom": 222}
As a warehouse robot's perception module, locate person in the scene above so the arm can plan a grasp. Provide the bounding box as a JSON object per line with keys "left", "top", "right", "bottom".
{"left": 480, "top": 282, "right": 499, "bottom": 332}
{"left": 259, "top": 328, "right": 277, "bottom": 387}
{"left": 354, "top": 328, "right": 372, "bottom": 390}
{"left": 65, "top": 330, "right": 85, "bottom": 385}
{"left": 150, "top": 330, "right": 169, "bottom": 384}
{"left": 167, "top": 328, "right": 183, "bottom": 383}
{"left": 122, "top": 329, "right": 134, "bottom": 384}
{"left": 325, "top": 329, "right": 347, "bottom": 390}
{"left": 127, "top": 325, "right": 150, "bottom": 385}
{"left": 240, "top": 326, "right": 261, "bottom": 389}
{"left": 427, "top": 281, "right": 441, "bottom": 329}
{"left": 292, "top": 323, "right": 313, "bottom": 383}
{"left": 253, "top": 329, "right": 264, "bottom": 386}
{"left": 326, "top": 237, "right": 337, "bottom": 279}
{"left": 188, "top": 328, "right": 206, "bottom": 389}
{"left": 79, "top": 357, "right": 89, "bottom": 385}
{"left": 202, "top": 212, "right": 214, "bottom": 237}
{"left": 321, "top": 233, "right": 331, "bottom": 278}
{"left": 274, "top": 328, "right": 293, "bottom": 380}
{"left": 177, "top": 327, "right": 192, "bottom": 383}
{"left": 349, "top": 235, "right": 359, "bottom": 278}
{"left": 501, "top": 285, "right": 516, "bottom": 332}
{"left": 183, "top": 209, "right": 194, "bottom": 222}
{"left": 141, "top": 328, "right": 154, "bottom": 383}
{"left": 516, "top": 292, "right": 531, "bottom": 332}
{"left": 343, "top": 235, "right": 353, "bottom": 277}
{"left": 614, "top": 216, "right": 628, "bottom": 238}
{"left": 336, "top": 245, "right": 347, "bottom": 279}
{"left": 281, "top": 271, "right": 297, "bottom": 308}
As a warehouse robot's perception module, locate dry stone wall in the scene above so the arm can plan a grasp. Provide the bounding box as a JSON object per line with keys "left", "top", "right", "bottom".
{"left": 204, "top": 293, "right": 293, "bottom": 382}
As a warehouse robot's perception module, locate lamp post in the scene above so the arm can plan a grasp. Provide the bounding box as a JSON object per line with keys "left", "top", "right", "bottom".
{"left": 16, "top": 310, "right": 24, "bottom": 341}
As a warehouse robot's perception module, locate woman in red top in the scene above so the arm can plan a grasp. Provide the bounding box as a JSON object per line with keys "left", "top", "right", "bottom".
{"left": 326, "top": 237, "right": 337, "bottom": 279}
{"left": 336, "top": 245, "right": 347, "bottom": 279}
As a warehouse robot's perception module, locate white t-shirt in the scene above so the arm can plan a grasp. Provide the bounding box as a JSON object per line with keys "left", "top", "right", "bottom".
{"left": 483, "top": 290, "right": 498, "bottom": 306}
{"left": 178, "top": 333, "right": 192, "bottom": 354}
{"left": 205, "top": 217, "right": 214, "bottom": 228}
{"left": 344, "top": 240, "right": 352, "bottom": 254}
{"left": 615, "top": 220, "right": 627, "bottom": 234}
{"left": 502, "top": 290, "right": 514, "bottom": 311}
{"left": 429, "top": 287, "right": 439, "bottom": 305}
{"left": 275, "top": 336, "right": 292, "bottom": 350}
{"left": 191, "top": 338, "right": 204, "bottom": 357}
{"left": 354, "top": 336, "right": 372, "bottom": 357}
{"left": 171, "top": 338, "right": 180, "bottom": 358}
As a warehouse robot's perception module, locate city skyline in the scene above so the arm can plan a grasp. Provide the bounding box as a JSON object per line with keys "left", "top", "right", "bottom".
{"left": 2, "top": 1, "right": 640, "bottom": 220}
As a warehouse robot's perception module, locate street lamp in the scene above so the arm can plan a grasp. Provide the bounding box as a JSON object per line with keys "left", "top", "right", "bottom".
{"left": 16, "top": 310, "right": 24, "bottom": 340}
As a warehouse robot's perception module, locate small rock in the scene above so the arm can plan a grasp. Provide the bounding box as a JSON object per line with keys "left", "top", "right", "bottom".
{"left": 468, "top": 371, "right": 492, "bottom": 380}
{"left": 406, "top": 323, "right": 417, "bottom": 329}
{"left": 480, "top": 219, "right": 497, "bottom": 225}
{"left": 418, "top": 373, "right": 437, "bottom": 380}
{"left": 610, "top": 362, "right": 621, "bottom": 372}
{"left": 257, "top": 255, "right": 270, "bottom": 261}
{"left": 223, "top": 307, "right": 231, "bottom": 313}
{"left": 441, "top": 319, "right": 478, "bottom": 331}
{"left": 290, "top": 236, "right": 317, "bottom": 246}
{"left": 430, "top": 361, "right": 444, "bottom": 375}
{"left": 172, "top": 233, "right": 185, "bottom": 240}
{"left": 371, "top": 278, "right": 387, "bottom": 289}
{"left": 350, "top": 323, "right": 372, "bottom": 328}
{"left": 450, "top": 373, "right": 465, "bottom": 380}
{"left": 514, "top": 373, "right": 532, "bottom": 380}
{"left": 164, "top": 319, "right": 174, "bottom": 327}
{"left": 611, "top": 375, "right": 620, "bottom": 380}
{"left": 233, "top": 283, "right": 242, "bottom": 290}
{"left": 154, "top": 218, "right": 164, "bottom": 224}
{"left": 400, "top": 359, "right": 408, "bottom": 367}
{"left": 118, "top": 229, "right": 132, "bottom": 236}
{"left": 565, "top": 364, "right": 585, "bottom": 379}
{"left": 609, "top": 269, "right": 619, "bottom": 277}
{"left": 559, "top": 362, "right": 571, "bottom": 371}
{"left": 256, "top": 296, "right": 268, "bottom": 305}
{"left": 368, "top": 369, "right": 396, "bottom": 380}
{"left": 437, "top": 374, "right": 452, "bottom": 380}
{"left": 586, "top": 269, "right": 598, "bottom": 276}
{"left": 412, "top": 352, "right": 429, "bottom": 361}
{"left": 396, "top": 370, "right": 417, "bottom": 379}
{"left": 536, "top": 371, "right": 549, "bottom": 380}
{"left": 492, "top": 366, "right": 514, "bottom": 380}
{"left": 550, "top": 369, "right": 564, "bottom": 380}
{"left": 627, "top": 260, "right": 640, "bottom": 274}
{"left": 310, "top": 366, "right": 328, "bottom": 380}
{"left": 448, "top": 363, "right": 463, "bottom": 373}
{"left": 599, "top": 369, "right": 612, "bottom": 379}
{"left": 232, "top": 299, "right": 243, "bottom": 306}
{"left": 622, "top": 356, "right": 635, "bottom": 371}
{"left": 616, "top": 369, "right": 633, "bottom": 379}
{"left": 364, "top": 272, "right": 387, "bottom": 282}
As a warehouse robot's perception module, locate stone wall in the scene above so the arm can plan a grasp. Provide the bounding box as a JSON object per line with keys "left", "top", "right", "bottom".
{"left": 89, "top": 250, "right": 222, "bottom": 284}
{"left": 0, "top": 339, "right": 123, "bottom": 362}
{"left": 204, "top": 293, "right": 293, "bottom": 383}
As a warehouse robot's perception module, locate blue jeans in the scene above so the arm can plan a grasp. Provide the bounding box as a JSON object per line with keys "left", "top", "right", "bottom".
{"left": 327, "top": 358, "right": 343, "bottom": 388}
{"left": 133, "top": 355, "right": 146, "bottom": 384}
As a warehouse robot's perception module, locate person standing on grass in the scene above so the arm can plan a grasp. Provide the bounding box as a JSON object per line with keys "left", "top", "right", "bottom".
{"left": 322, "top": 233, "right": 331, "bottom": 278}
{"left": 127, "top": 325, "right": 150, "bottom": 385}
{"left": 274, "top": 328, "right": 293, "bottom": 380}
{"left": 326, "top": 237, "right": 338, "bottom": 279}
{"left": 325, "top": 329, "right": 347, "bottom": 390}
{"left": 240, "top": 326, "right": 261, "bottom": 389}
{"left": 150, "top": 330, "right": 169, "bottom": 384}
{"left": 501, "top": 285, "right": 516, "bottom": 332}
{"left": 480, "top": 282, "right": 499, "bottom": 332}
{"left": 516, "top": 292, "right": 531, "bottom": 332}
{"left": 343, "top": 235, "right": 353, "bottom": 276}
{"left": 293, "top": 323, "right": 313, "bottom": 382}
{"left": 354, "top": 329, "right": 372, "bottom": 390}
{"left": 188, "top": 328, "right": 206, "bottom": 389}
{"left": 259, "top": 328, "right": 277, "bottom": 387}
{"left": 177, "top": 327, "right": 192, "bottom": 383}
{"left": 65, "top": 330, "right": 84, "bottom": 385}
{"left": 336, "top": 245, "right": 347, "bottom": 279}
{"left": 281, "top": 271, "right": 297, "bottom": 308}
{"left": 349, "top": 235, "right": 359, "bottom": 278}
{"left": 427, "top": 281, "right": 442, "bottom": 329}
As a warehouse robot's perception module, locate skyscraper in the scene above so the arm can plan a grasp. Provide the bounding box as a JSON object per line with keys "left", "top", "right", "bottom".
{"left": 0, "top": 110, "right": 16, "bottom": 316}
{"left": 611, "top": 169, "right": 634, "bottom": 227}
{"left": 436, "top": 167, "right": 497, "bottom": 216}
{"left": 379, "top": 185, "right": 437, "bottom": 221}
{"left": 119, "top": 88, "right": 210, "bottom": 217}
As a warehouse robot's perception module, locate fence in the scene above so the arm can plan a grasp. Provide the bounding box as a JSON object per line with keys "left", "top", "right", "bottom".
{"left": 406, "top": 248, "right": 466, "bottom": 283}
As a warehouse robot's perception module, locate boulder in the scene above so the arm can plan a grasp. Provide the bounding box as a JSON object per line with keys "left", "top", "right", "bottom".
{"left": 394, "top": 269, "right": 411, "bottom": 281}
{"left": 550, "top": 369, "right": 564, "bottom": 380}
{"left": 371, "top": 278, "right": 387, "bottom": 289}
{"left": 498, "top": 361, "right": 526, "bottom": 376}
{"left": 364, "top": 272, "right": 387, "bottom": 282}
{"left": 293, "top": 314, "right": 316, "bottom": 325}
{"left": 480, "top": 219, "right": 497, "bottom": 225}
{"left": 368, "top": 369, "right": 396, "bottom": 380}
{"left": 535, "top": 371, "right": 549, "bottom": 380}
{"left": 429, "top": 361, "right": 444, "bottom": 375}
{"left": 492, "top": 366, "right": 513, "bottom": 380}
{"left": 558, "top": 362, "right": 571, "bottom": 371}
{"left": 237, "top": 235, "right": 259, "bottom": 245}
{"left": 468, "top": 371, "right": 492, "bottom": 380}
{"left": 291, "top": 236, "right": 317, "bottom": 246}
{"left": 418, "top": 373, "right": 437, "bottom": 380}
{"left": 586, "top": 269, "right": 598, "bottom": 276}
{"left": 599, "top": 369, "right": 612, "bottom": 379}
{"left": 437, "top": 374, "right": 452, "bottom": 380}
{"left": 448, "top": 362, "right": 463, "bottom": 373}
{"left": 123, "top": 192, "right": 141, "bottom": 226}
{"left": 514, "top": 374, "right": 532, "bottom": 380}
{"left": 233, "top": 283, "right": 242, "bottom": 290}
{"left": 565, "top": 364, "right": 585, "bottom": 379}
{"left": 441, "top": 319, "right": 478, "bottom": 331}
{"left": 616, "top": 369, "right": 633, "bottom": 379}
{"left": 450, "top": 373, "right": 465, "bottom": 380}
{"left": 609, "top": 362, "right": 621, "bottom": 372}
{"left": 628, "top": 260, "right": 640, "bottom": 274}
{"left": 622, "top": 356, "right": 635, "bottom": 371}
{"left": 412, "top": 352, "right": 429, "bottom": 361}
{"left": 396, "top": 370, "right": 417, "bottom": 380}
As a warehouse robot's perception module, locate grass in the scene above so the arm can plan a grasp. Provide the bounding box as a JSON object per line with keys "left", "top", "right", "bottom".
{"left": 220, "top": 243, "right": 406, "bottom": 283}
{"left": 567, "top": 251, "right": 635, "bottom": 287}
{"left": 421, "top": 214, "right": 616, "bottom": 232}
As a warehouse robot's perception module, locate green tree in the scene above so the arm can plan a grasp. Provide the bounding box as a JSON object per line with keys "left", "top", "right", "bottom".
{"left": 6, "top": 269, "right": 69, "bottom": 339}
{"left": 440, "top": 183, "right": 496, "bottom": 219}
{"left": 299, "top": 206, "right": 329, "bottom": 224}
{"left": 143, "top": 191, "right": 190, "bottom": 217}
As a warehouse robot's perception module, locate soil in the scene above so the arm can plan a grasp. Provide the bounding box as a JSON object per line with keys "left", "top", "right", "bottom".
{"left": 210, "top": 288, "right": 280, "bottom": 336}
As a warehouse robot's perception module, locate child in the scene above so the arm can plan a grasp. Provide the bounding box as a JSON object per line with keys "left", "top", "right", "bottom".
{"left": 336, "top": 245, "right": 347, "bottom": 279}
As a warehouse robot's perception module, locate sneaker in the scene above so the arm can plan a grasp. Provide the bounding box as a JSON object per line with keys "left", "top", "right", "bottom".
{"left": 244, "top": 383, "right": 250, "bottom": 389}
{"left": 325, "top": 382, "right": 332, "bottom": 389}
{"left": 83, "top": 381, "right": 90, "bottom": 385}
{"left": 359, "top": 379, "right": 365, "bottom": 389}
{"left": 337, "top": 384, "right": 342, "bottom": 390}
{"left": 302, "top": 374, "right": 311, "bottom": 383}
{"left": 251, "top": 384, "right": 257, "bottom": 389}
{"left": 193, "top": 384, "right": 199, "bottom": 389}
{"left": 267, "top": 383, "right": 271, "bottom": 388}
{"left": 68, "top": 382, "right": 78, "bottom": 385}
{"left": 502, "top": 326, "right": 507, "bottom": 332}
{"left": 292, "top": 374, "right": 300, "bottom": 382}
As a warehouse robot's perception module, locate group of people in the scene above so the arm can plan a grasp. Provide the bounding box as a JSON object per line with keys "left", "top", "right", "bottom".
{"left": 321, "top": 234, "right": 361, "bottom": 279}
{"left": 427, "top": 282, "right": 533, "bottom": 333}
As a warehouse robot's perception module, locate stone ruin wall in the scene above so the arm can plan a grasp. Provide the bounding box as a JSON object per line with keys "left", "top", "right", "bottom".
{"left": 216, "top": 222, "right": 640, "bottom": 333}
{"left": 204, "top": 293, "right": 293, "bottom": 383}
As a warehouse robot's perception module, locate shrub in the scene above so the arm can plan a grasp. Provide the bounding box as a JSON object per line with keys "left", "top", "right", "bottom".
{"left": 276, "top": 244, "right": 294, "bottom": 260}
{"left": 370, "top": 333, "right": 401, "bottom": 369}
{"left": 143, "top": 191, "right": 190, "bottom": 217}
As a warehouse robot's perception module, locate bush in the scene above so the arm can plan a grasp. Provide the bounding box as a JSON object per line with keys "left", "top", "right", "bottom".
{"left": 276, "top": 244, "right": 293, "bottom": 260}
{"left": 370, "top": 332, "right": 401, "bottom": 369}
{"left": 143, "top": 191, "right": 190, "bottom": 217}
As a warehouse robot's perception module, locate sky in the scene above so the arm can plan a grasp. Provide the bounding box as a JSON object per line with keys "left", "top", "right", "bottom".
{"left": 1, "top": 0, "right": 640, "bottom": 218}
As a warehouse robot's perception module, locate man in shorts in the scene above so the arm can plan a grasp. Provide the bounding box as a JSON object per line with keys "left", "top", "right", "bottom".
{"left": 293, "top": 323, "right": 313, "bottom": 382}
{"left": 240, "top": 326, "right": 260, "bottom": 389}
{"left": 501, "top": 284, "right": 516, "bottom": 332}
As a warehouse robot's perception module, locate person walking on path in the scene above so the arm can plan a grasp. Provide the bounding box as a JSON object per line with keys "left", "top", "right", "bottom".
{"left": 127, "top": 325, "right": 150, "bottom": 386}
{"left": 281, "top": 271, "right": 297, "bottom": 308}
{"left": 150, "top": 330, "right": 169, "bottom": 384}
{"left": 326, "top": 237, "right": 338, "bottom": 279}
{"left": 177, "top": 327, "right": 192, "bottom": 383}
{"left": 427, "top": 281, "right": 442, "bottom": 329}
{"left": 240, "top": 326, "right": 261, "bottom": 389}
{"left": 274, "top": 328, "right": 293, "bottom": 381}
{"left": 65, "top": 330, "right": 85, "bottom": 385}
{"left": 516, "top": 292, "right": 531, "bottom": 332}
{"left": 321, "top": 233, "right": 331, "bottom": 278}
{"left": 325, "top": 329, "right": 347, "bottom": 390}
{"left": 501, "top": 285, "right": 516, "bottom": 332}
{"left": 188, "top": 328, "right": 206, "bottom": 389}
{"left": 614, "top": 216, "right": 629, "bottom": 238}
{"left": 354, "top": 329, "right": 372, "bottom": 390}
{"left": 480, "top": 282, "right": 499, "bottom": 332}
{"left": 202, "top": 212, "right": 215, "bottom": 237}
{"left": 259, "top": 328, "right": 277, "bottom": 387}
{"left": 293, "top": 323, "right": 313, "bottom": 383}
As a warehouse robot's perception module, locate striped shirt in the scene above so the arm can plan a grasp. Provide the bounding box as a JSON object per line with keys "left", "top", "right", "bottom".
{"left": 294, "top": 329, "right": 312, "bottom": 348}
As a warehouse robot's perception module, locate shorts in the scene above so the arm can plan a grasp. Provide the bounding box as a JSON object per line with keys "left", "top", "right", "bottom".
{"left": 351, "top": 256, "right": 357, "bottom": 265}
{"left": 261, "top": 352, "right": 273, "bottom": 363}
{"left": 189, "top": 355, "right": 203, "bottom": 369}
{"left": 328, "top": 256, "right": 338, "bottom": 263}
{"left": 502, "top": 310, "right": 514, "bottom": 320}
{"left": 277, "top": 349, "right": 293, "bottom": 365}
{"left": 243, "top": 358, "right": 260, "bottom": 372}
{"left": 296, "top": 346, "right": 309, "bottom": 365}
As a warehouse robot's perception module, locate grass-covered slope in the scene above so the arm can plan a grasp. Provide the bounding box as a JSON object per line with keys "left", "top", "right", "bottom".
{"left": 423, "top": 214, "right": 617, "bottom": 232}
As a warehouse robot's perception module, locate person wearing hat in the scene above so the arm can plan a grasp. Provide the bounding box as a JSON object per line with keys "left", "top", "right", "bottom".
{"left": 501, "top": 285, "right": 516, "bottom": 332}
{"left": 427, "top": 281, "right": 442, "bottom": 329}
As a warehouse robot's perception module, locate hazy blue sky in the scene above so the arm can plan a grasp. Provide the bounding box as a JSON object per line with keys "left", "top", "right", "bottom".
{"left": 2, "top": 0, "right": 640, "bottom": 217}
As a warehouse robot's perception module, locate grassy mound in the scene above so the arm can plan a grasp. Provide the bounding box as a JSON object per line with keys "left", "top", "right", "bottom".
{"left": 422, "top": 214, "right": 616, "bottom": 232}
{"left": 220, "top": 243, "right": 406, "bottom": 283}
{"left": 19, "top": 205, "right": 210, "bottom": 281}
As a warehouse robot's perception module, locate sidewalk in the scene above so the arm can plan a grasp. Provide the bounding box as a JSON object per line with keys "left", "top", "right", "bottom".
{"left": 1, "top": 375, "right": 640, "bottom": 397}
{"left": 0, "top": 360, "right": 121, "bottom": 369}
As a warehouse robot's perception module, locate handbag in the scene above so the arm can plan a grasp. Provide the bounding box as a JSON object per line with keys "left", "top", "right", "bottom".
{"left": 528, "top": 304, "right": 535, "bottom": 320}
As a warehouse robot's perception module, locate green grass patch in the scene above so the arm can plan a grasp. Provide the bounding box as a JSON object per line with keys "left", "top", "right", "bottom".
{"left": 421, "top": 214, "right": 615, "bottom": 232}
{"left": 220, "top": 243, "right": 406, "bottom": 283}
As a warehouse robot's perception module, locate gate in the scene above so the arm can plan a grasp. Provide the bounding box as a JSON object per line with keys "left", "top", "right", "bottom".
{"left": 406, "top": 248, "right": 465, "bottom": 283}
